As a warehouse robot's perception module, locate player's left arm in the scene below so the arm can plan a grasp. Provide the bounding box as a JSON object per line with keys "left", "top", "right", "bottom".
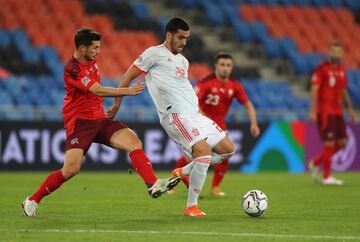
{"left": 243, "top": 101, "right": 260, "bottom": 137}
{"left": 235, "top": 83, "right": 260, "bottom": 137}
{"left": 342, "top": 89, "right": 356, "bottom": 123}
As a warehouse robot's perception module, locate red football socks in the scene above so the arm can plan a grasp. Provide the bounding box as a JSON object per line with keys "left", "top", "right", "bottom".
{"left": 29, "top": 170, "right": 66, "bottom": 204}
{"left": 129, "top": 149, "right": 157, "bottom": 187}
{"left": 316, "top": 146, "right": 337, "bottom": 179}
{"left": 212, "top": 159, "right": 229, "bottom": 187}
{"left": 175, "top": 156, "right": 188, "bottom": 168}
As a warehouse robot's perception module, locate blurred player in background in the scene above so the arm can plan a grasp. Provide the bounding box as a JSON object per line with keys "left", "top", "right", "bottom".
{"left": 107, "top": 17, "right": 236, "bottom": 216}
{"left": 308, "top": 42, "right": 356, "bottom": 185}
{"left": 169, "top": 52, "right": 260, "bottom": 196}
{"left": 22, "top": 28, "right": 180, "bottom": 217}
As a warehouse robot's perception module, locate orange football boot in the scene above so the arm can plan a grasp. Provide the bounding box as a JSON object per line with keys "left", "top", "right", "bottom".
{"left": 184, "top": 205, "right": 207, "bottom": 217}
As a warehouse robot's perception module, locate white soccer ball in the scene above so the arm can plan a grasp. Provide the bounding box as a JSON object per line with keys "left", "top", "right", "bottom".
{"left": 242, "top": 190, "right": 268, "bottom": 217}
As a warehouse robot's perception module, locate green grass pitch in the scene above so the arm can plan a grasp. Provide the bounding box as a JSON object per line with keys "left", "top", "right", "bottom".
{"left": 0, "top": 171, "right": 359, "bottom": 242}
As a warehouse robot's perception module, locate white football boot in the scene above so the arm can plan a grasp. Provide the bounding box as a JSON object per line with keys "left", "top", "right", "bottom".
{"left": 148, "top": 176, "right": 180, "bottom": 198}
{"left": 22, "top": 197, "right": 38, "bottom": 217}
{"left": 322, "top": 176, "right": 344, "bottom": 185}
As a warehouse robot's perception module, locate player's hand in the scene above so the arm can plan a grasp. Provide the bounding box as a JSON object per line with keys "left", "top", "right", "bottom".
{"left": 106, "top": 104, "right": 120, "bottom": 119}
{"left": 250, "top": 124, "right": 260, "bottom": 138}
{"left": 309, "top": 110, "right": 317, "bottom": 123}
{"left": 349, "top": 109, "right": 356, "bottom": 123}
{"left": 127, "top": 81, "right": 146, "bottom": 96}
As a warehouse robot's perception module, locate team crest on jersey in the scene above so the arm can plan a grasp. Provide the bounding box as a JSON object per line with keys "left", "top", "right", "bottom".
{"left": 137, "top": 55, "right": 143, "bottom": 63}
{"left": 192, "top": 128, "right": 200, "bottom": 136}
{"left": 228, "top": 89, "right": 234, "bottom": 96}
{"left": 81, "top": 76, "right": 91, "bottom": 86}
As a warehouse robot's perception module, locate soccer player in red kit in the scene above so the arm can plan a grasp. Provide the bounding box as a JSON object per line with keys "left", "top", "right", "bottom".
{"left": 308, "top": 42, "right": 356, "bottom": 185}
{"left": 170, "top": 52, "right": 260, "bottom": 196}
{"left": 22, "top": 28, "right": 180, "bottom": 216}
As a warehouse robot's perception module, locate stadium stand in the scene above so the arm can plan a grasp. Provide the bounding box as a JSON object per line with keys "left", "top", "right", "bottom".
{"left": 0, "top": 0, "right": 359, "bottom": 122}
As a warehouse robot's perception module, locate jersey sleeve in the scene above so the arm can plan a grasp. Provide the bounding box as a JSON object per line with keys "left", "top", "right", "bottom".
{"left": 311, "top": 67, "right": 322, "bottom": 85}
{"left": 235, "top": 83, "right": 249, "bottom": 104}
{"left": 194, "top": 81, "right": 208, "bottom": 102}
{"left": 65, "top": 65, "right": 97, "bottom": 92}
{"left": 133, "top": 47, "right": 158, "bottom": 73}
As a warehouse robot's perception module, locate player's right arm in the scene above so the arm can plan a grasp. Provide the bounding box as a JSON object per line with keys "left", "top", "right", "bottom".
{"left": 64, "top": 65, "right": 144, "bottom": 98}
{"left": 309, "top": 69, "right": 321, "bottom": 123}
{"left": 106, "top": 65, "right": 144, "bottom": 118}
{"left": 89, "top": 81, "right": 146, "bottom": 97}
{"left": 107, "top": 47, "right": 157, "bottom": 118}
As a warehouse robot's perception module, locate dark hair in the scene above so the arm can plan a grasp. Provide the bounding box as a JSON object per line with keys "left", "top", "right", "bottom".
{"left": 165, "top": 17, "right": 190, "bottom": 34}
{"left": 215, "top": 52, "right": 233, "bottom": 63}
{"left": 74, "top": 28, "right": 101, "bottom": 49}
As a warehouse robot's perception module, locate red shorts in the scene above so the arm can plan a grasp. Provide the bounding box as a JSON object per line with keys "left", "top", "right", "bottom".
{"left": 65, "top": 118, "right": 127, "bottom": 154}
{"left": 317, "top": 114, "right": 347, "bottom": 141}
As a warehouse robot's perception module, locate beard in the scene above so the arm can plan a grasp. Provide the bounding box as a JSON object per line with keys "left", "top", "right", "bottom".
{"left": 330, "top": 57, "right": 341, "bottom": 64}
{"left": 170, "top": 38, "right": 182, "bottom": 54}
{"left": 218, "top": 72, "right": 230, "bottom": 80}
{"left": 85, "top": 55, "right": 96, "bottom": 61}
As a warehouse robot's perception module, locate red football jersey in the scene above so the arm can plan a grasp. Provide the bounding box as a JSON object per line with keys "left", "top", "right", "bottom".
{"left": 311, "top": 61, "right": 347, "bottom": 115}
{"left": 63, "top": 57, "right": 105, "bottom": 136}
{"left": 195, "top": 73, "right": 249, "bottom": 130}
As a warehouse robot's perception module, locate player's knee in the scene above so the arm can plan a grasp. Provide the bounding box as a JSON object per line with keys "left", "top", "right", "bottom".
{"left": 129, "top": 138, "right": 143, "bottom": 151}
{"left": 192, "top": 142, "right": 212, "bottom": 157}
{"left": 223, "top": 149, "right": 235, "bottom": 159}
{"left": 62, "top": 165, "right": 81, "bottom": 180}
{"left": 225, "top": 143, "right": 235, "bottom": 157}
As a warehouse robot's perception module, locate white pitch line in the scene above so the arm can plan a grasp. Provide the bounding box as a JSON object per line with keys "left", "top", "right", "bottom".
{"left": 0, "top": 229, "right": 359, "bottom": 241}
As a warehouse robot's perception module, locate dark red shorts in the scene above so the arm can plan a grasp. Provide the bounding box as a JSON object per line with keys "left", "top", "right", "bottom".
{"left": 65, "top": 118, "right": 127, "bottom": 154}
{"left": 317, "top": 114, "right": 347, "bottom": 141}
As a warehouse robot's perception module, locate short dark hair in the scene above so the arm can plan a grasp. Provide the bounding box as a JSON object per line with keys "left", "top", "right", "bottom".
{"left": 215, "top": 52, "right": 233, "bottom": 63}
{"left": 165, "top": 17, "right": 190, "bottom": 34}
{"left": 74, "top": 28, "right": 101, "bottom": 49}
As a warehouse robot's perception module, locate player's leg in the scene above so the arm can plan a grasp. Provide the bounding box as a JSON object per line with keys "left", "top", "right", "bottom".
{"left": 23, "top": 120, "right": 97, "bottom": 216}
{"left": 167, "top": 155, "right": 190, "bottom": 195}
{"left": 109, "top": 128, "right": 157, "bottom": 186}
{"left": 309, "top": 114, "right": 330, "bottom": 182}
{"left": 176, "top": 155, "right": 190, "bottom": 169}
{"left": 172, "top": 155, "right": 190, "bottom": 188}
{"left": 184, "top": 139, "right": 212, "bottom": 216}
{"left": 210, "top": 136, "right": 235, "bottom": 196}
{"left": 319, "top": 115, "right": 344, "bottom": 185}
{"left": 323, "top": 116, "right": 347, "bottom": 185}
{"left": 211, "top": 160, "right": 229, "bottom": 196}
{"left": 23, "top": 149, "right": 84, "bottom": 216}
{"left": 98, "top": 119, "right": 180, "bottom": 198}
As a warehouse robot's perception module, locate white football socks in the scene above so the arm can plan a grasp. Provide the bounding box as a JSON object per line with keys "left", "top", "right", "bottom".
{"left": 186, "top": 155, "right": 211, "bottom": 208}
{"left": 181, "top": 160, "right": 195, "bottom": 176}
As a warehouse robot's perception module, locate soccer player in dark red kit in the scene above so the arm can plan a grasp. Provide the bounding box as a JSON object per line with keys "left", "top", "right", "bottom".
{"left": 22, "top": 28, "right": 180, "bottom": 216}
{"left": 169, "top": 52, "right": 260, "bottom": 196}
{"left": 308, "top": 42, "right": 356, "bottom": 185}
